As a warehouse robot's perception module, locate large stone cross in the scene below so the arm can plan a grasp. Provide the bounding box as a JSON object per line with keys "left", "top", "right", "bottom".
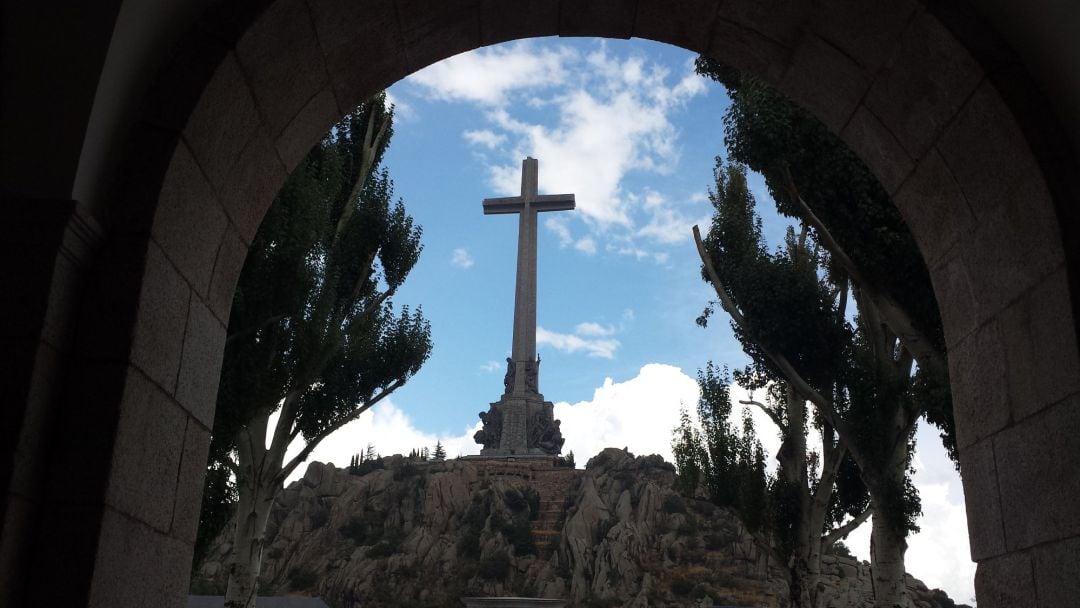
{"left": 483, "top": 157, "right": 575, "bottom": 396}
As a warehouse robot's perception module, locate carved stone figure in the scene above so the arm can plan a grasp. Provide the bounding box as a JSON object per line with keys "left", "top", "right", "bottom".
{"left": 502, "top": 357, "right": 515, "bottom": 394}
{"left": 473, "top": 409, "right": 503, "bottom": 449}
{"left": 528, "top": 411, "right": 565, "bottom": 455}
{"left": 524, "top": 358, "right": 539, "bottom": 393}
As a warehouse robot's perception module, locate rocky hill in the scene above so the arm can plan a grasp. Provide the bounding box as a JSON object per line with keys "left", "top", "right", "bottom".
{"left": 193, "top": 449, "right": 967, "bottom": 608}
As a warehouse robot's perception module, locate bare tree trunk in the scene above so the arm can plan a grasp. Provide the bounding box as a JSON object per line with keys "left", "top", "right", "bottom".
{"left": 224, "top": 478, "right": 277, "bottom": 608}
{"left": 779, "top": 385, "right": 822, "bottom": 608}
{"left": 789, "top": 517, "right": 822, "bottom": 608}
{"left": 224, "top": 412, "right": 286, "bottom": 608}
{"left": 868, "top": 448, "right": 911, "bottom": 608}
{"left": 869, "top": 509, "right": 909, "bottom": 608}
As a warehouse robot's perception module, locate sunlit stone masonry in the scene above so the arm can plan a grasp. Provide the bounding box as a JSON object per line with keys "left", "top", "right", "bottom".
{"left": 472, "top": 158, "right": 572, "bottom": 457}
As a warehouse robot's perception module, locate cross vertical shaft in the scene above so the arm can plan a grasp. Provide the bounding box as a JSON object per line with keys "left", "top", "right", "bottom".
{"left": 483, "top": 158, "right": 575, "bottom": 395}
{"left": 513, "top": 158, "right": 539, "bottom": 364}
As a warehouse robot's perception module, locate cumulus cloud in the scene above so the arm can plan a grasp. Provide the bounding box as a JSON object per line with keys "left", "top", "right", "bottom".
{"left": 451, "top": 247, "right": 474, "bottom": 269}
{"left": 575, "top": 322, "right": 615, "bottom": 336}
{"left": 545, "top": 216, "right": 574, "bottom": 247}
{"left": 407, "top": 43, "right": 574, "bottom": 106}
{"left": 277, "top": 401, "right": 481, "bottom": 484}
{"left": 554, "top": 364, "right": 700, "bottom": 464}
{"left": 538, "top": 325, "right": 620, "bottom": 359}
{"left": 574, "top": 237, "right": 597, "bottom": 255}
{"left": 463, "top": 129, "right": 506, "bottom": 149}
{"left": 384, "top": 89, "right": 415, "bottom": 122}
{"left": 635, "top": 190, "right": 712, "bottom": 245}
{"left": 405, "top": 40, "right": 709, "bottom": 248}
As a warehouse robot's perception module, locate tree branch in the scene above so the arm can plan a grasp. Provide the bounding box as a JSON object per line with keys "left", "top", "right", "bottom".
{"left": 276, "top": 377, "right": 406, "bottom": 484}
{"left": 332, "top": 106, "right": 388, "bottom": 249}
{"left": 739, "top": 398, "right": 786, "bottom": 434}
{"left": 816, "top": 434, "right": 847, "bottom": 502}
{"left": 823, "top": 507, "right": 874, "bottom": 551}
{"left": 694, "top": 225, "right": 841, "bottom": 429}
{"left": 694, "top": 224, "right": 874, "bottom": 469}
{"left": 225, "top": 313, "right": 290, "bottom": 347}
{"left": 778, "top": 165, "right": 948, "bottom": 382}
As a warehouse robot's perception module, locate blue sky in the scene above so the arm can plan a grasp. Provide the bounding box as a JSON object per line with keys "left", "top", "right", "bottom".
{"left": 278, "top": 37, "right": 975, "bottom": 602}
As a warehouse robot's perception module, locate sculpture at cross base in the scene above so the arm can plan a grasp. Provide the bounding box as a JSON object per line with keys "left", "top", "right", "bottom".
{"left": 474, "top": 158, "right": 571, "bottom": 456}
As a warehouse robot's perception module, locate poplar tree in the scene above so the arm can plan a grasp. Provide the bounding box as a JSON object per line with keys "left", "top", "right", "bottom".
{"left": 694, "top": 59, "right": 954, "bottom": 607}
{"left": 207, "top": 94, "right": 432, "bottom": 608}
{"left": 696, "top": 161, "right": 924, "bottom": 608}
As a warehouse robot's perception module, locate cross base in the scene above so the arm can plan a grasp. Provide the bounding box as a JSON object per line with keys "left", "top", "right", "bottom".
{"left": 474, "top": 394, "right": 564, "bottom": 456}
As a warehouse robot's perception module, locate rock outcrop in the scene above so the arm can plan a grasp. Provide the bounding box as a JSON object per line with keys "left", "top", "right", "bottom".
{"left": 193, "top": 449, "right": 968, "bottom": 608}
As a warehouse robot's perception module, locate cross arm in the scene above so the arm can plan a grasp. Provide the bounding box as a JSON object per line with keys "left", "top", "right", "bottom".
{"left": 533, "top": 194, "right": 575, "bottom": 212}
{"left": 483, "top": 196, "right": 525, "bottom": 215}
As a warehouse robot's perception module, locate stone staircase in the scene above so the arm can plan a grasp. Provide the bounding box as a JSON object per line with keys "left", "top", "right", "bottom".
{"left": 529, "top": 469, "right": 578, "bottom": 557}
{"left": 465, "top": 458, "right": 581, "bottom": 557}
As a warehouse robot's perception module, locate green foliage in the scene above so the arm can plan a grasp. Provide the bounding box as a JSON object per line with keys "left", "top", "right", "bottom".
{"left": 210, "top": 91, "right": 431, "bottom": 469}
{"left": 695, "top": 56, "right": 955, "bottom": 464}
{"left": 671, "top": 408, "right": 707, "bottom": 498}
{"left": 562, "top": 450, "right": 576, "bottom": 468}
{"left": 672, "top": 364, "right": 772, "bottom": 534}
{"left": 830, "top": 541, "right": 855, "bottom": 559}
{"left": 350, "top": 457, "right": 385, "bottom": 477}
{"left": 432, "top": 440, "right": 446, "bottom": 461}
{"left": 689, "top": 59, "right": 948, "bottom": 582}
{"left": 503, "top": 488, "right": 528, "bottom": 512}
{"left": 506, "top": 515, "right": 537, "bottom": 556}
{"left": 203, "top": 98, "right": 432, "bottom": 592}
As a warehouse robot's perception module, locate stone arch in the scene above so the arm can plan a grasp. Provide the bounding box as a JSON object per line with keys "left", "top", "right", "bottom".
{"left": 14, "top": 1, "right": 1078, "bottom": 607}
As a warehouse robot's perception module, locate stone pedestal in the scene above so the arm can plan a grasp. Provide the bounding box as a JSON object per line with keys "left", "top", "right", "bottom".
{"left": 476, "top": 393, "right": 563, "bottom": 457}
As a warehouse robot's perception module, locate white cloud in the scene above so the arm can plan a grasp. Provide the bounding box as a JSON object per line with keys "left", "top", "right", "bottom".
{"left": 451, "top": 247, "right": 474, "bottom": 269}
{"left": 538, "top": 325, "right": 620, "bottom": 359}
{"left": 480, "top": 360, "right": 502, "bottom": 373}
{"left": 574, "top": 237, "right": 597, "bottom": 255}
{"left": 384, "top": 89, "right": 416, "bottom": 122}
{"left": 407, "top": 42, "right": 574, "bottom": 106}
{"left": 555, "top": 364, "right": 700, "bottom": 464}
{"left": 545, "top": 216, "right": 574, "bottom": 247}
{"left": 276, "top": 400, "right": 482, "bottom": 484}
{"left": 635, "top": 190, "right": 711, "bottom": 245}
{"left": 463, "top": 129, "right": 506, "bottom": 149}
{"left": 575, "top": 322, "right": 615, "bottom": 337}
{"left": 469, "top": 45, "right": 706, "bottom": 228}
{"left": 401, "top": 41, "right": 711, "bottom": 262}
